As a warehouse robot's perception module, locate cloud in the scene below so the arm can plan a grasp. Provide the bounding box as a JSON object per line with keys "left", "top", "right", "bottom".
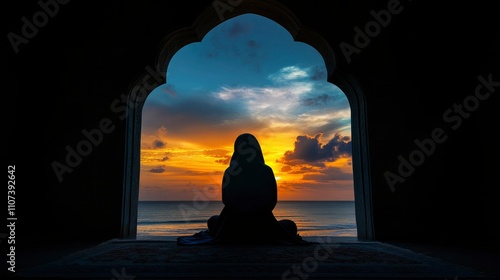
{"left": 215, "top": 157, "right": 231, "bottom": 165}
{"left": 309, "top": 65, "right": 327, "bottom": 81}
{"left": 226, "top": 21, "right": 251, "bottom": 38}
{"left": 267, "top": 65, "right": 329, "bottom": 84}
{"left": 203, "top": 149, "right": 230, "bottom": 157}
{"left": 302, "top": 166, "right": 353, "bottom": 181}
{"left": 161, "top": 84, "right": 176, "bottom": 96}
{"left": 202, "top": 20, "right": 263, "bottom": 72}
{"left": 149, "top": 166, "right": 166, "bottom": 173}
{"left": 153, "top": 140, "right": 165, "bottom": 148}
{"left": 295, "top": 113, "right": 352, "bottom": 138}
{"left": 301, "top": 93, "right": 336, "bottom": 106}
{"left": 142, "top": 93, "right": 247, "bottom": 133}
{"left": 268, "top": 65, "right": 309, "bottom": 83}
{"left": 142, "top": 76, "right": 350, "bottom": 151}
{"left": 203, "top": 149, "right": 231, "bottom": 165}
{"left": 247, "top": 39, "right": 258, "bottom": 49}
{"left": 280, "top": 165, "right": 319, "bottom": 174}
{"left": 280, "top": 132, "right": 352, "bottom": 164}
{"left": 144, "top": 63, "right": 347, "bottom": 140}
{"left": 213, "top": 82, "right": 313, "bottom": 117}
{"left": 159, "top": 155, "right": 169, "bottom": 161}
{"left": 140, "top": 126, "right": 169, "bottom": 151}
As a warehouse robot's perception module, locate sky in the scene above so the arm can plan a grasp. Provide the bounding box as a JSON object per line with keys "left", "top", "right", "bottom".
{"left": 139, "top": 13, "right": 353, "bottom": 201}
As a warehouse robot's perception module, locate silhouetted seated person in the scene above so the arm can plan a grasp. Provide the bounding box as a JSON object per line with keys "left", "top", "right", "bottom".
{"left": 177, "top": 133, "right": 310, "bottom": 246}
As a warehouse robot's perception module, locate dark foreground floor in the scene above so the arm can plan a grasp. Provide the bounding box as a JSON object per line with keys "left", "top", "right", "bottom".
{"left": 9, "top": 237, "right": 500, "bottom": 280}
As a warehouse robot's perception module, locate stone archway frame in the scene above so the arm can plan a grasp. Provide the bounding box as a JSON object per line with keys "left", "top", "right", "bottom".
{"left": 121, "top": 0, "right": 375, "bottom": 241}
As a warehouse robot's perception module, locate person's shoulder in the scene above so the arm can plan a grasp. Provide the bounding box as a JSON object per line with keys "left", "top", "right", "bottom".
{"left": 262, "top": 163, "right": 275, "bottom": 173}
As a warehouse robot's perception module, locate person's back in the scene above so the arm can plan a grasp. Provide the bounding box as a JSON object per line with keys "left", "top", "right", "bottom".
{"left": 222, "top": 148, "right": 277, "bottom": 214}
{"left": 177, "top": 133, "right": 309, "bottom": 246}
{"left": 206, "top": 133, "right": 305, "bottom": 244}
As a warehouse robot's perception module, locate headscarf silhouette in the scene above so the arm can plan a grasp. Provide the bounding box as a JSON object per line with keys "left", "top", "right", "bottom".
{"left": 221, "top": 133, "right": 276, "bottom": 214}
{"left": 206, "top": 133, "right": 309, "bottom": 245}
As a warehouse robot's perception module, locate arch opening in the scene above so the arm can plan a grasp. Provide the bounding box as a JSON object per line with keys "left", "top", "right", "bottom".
{"left": 122, "top": 2, "right": 373, "bottom": 241}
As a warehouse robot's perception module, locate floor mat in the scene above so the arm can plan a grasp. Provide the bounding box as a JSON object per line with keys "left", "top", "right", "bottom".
{"left": 16, "top": 239, "right": 486, "bottom": 279}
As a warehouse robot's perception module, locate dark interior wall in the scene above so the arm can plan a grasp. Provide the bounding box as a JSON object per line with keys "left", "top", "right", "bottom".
{"left": 264, "top": 0, "right": 499, "bottom": 248}
{"left": 5, "top": 0, "right": 214, "bottom": 245}
{"left": 349, "top": 1, "right": 499, "bottom": 246}
{"left": 5, "top": 0, "right": 499, "bottom": 250}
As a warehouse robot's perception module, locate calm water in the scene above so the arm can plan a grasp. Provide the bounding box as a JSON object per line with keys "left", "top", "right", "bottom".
{"left": 137, "top": 201, "right": 357, "bottom": 239}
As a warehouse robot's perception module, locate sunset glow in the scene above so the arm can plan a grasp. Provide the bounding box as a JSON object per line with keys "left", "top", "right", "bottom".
{"left": 139, "top": 14, "right": 353, "bottom": 201}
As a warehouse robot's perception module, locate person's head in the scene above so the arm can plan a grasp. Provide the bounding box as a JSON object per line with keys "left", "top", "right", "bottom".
{"left": 230, "top": 133, "right": 265, "bottom": 164}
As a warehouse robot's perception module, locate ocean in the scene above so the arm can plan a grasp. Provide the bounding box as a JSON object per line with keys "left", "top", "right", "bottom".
{"left": 137, "top": 201, "right": 357, "bottom": 239}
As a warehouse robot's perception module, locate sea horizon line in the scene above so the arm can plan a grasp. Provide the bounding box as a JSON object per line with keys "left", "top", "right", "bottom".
{"left": 139, "top": 200, "right": 355, "bottom": 202}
